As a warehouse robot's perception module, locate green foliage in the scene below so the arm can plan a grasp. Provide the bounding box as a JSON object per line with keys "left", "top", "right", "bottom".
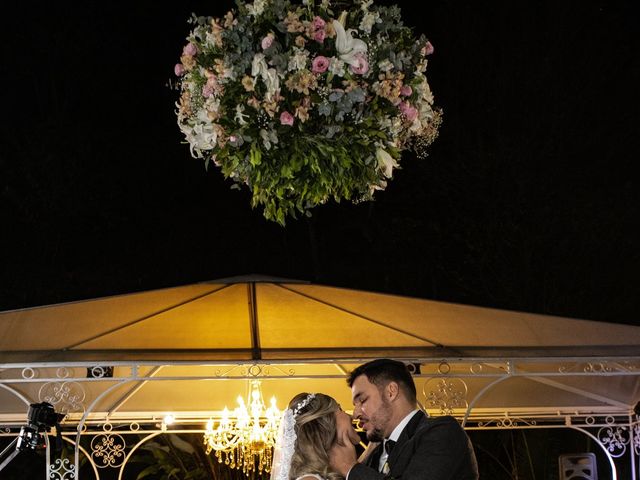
{"left": 128, "top": 435, "right": 213, "bottom": 480}
{"left": 127, "top": 433, "right": 273, "bottom": 480}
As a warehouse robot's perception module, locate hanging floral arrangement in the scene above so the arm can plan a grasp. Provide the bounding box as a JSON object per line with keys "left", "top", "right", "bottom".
{"left": 175, "top": 0, "right": 442, "bottom": 225}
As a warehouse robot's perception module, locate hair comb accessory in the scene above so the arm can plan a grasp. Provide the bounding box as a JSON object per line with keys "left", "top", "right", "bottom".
{"left": 292, "top": 393, "right": 316, "bottom": 418}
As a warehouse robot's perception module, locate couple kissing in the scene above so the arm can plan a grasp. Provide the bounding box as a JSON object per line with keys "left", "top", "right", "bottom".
{"left": 271, "top": 358, "right": 479, "bottom": 480}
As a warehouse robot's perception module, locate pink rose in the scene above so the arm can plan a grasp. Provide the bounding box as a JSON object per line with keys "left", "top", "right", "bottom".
{"left": 261, "top": 34, "right": 274, "bottom": 50}
{"left": 312, "top": 56, "right": 330, "bottom": 74}
{"left": 183, "top": 42, "right": 197, "bottom": 56}
{"left": 399, "top": 101, "right": 418, "bottom": 122}
{"left": 174, "top": 63, "right": 185, "bottom": 76}
{"left": 280, "top": 111, "right": 294, "bottom": 126}
{"left": 424, "top": 41, "right": 434, "bottom": 56}
{"left": 314, "top": 29, "right": 326, "bottom": 43}
{"left": 202, "top": 84, "right": 214, "bottom": 98}
{"left": 400, "top": 85, "right": 413, "bottom": 97}
{"left": 350, "top": 54, "right": 369, "bottom": 75}
{"left": 313, "top": 16, "right": 326, "bottom": 31}
{"left": 404, "top": 106, "right": 418, "bottom": 122}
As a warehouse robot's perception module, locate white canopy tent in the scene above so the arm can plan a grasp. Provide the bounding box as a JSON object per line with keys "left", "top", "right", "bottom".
{"left": 1, "top": 275, "right": 639, "bottom": 479}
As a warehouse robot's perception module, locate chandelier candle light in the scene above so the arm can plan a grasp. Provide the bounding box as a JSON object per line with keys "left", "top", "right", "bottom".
{"left": 175, "top": 0, "right": 441, "bottom": 225}
{"left": 204, "top": 380, "right": 281, "bottom": 475}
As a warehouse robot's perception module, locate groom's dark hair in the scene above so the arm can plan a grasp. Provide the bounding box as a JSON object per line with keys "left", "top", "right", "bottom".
{"left": 347, "top": 358, "right": 417, "bottom": 403}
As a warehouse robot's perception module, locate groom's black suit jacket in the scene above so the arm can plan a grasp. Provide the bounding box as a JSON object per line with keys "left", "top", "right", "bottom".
{"left": 348, "top": 411, "right": 478, "bottom": 480}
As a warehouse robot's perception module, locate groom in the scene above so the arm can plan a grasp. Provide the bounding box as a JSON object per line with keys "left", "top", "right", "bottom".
{"left": 330, "top": 359, "right": 479, "bottom": 480}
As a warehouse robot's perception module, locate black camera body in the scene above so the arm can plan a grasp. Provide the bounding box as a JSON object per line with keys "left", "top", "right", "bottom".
{"left": 15, "top": 402, "right": 65, "bottom": 451}
{"left": 27, "top": 402, "right": 63, "bottom": 430}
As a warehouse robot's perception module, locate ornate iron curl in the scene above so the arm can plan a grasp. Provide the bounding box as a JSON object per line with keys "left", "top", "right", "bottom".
{"left": 423, "top": 378, "right": 468, "bottom": 415}
{"left": 597, "top": 425, "right": 629, "bottom": 458}
{"left": 48, "top": 458, "right": 76, "bottom": 480}
{"left": 558, "top": 361, "right": 638, "bottom": 374}
{"left": 39, "top": 381, "right": 85, "bottom": 415}
{"left": 470, "top": 363, "right": 484, "bottom": 374}
{"left": 214, "top": 364, "right": 296, "bottom": 378}
{"left": 477, "top": 417, "right": 537, "bottom": 428}
{"left": 214, "top": 365, "right": 240, "bottom": 377}
{"left": 437, "top": 362, "right": 451, "bottom": 375}
{"left": 87, "top": 366, "right": 114, "bottom": 378}
{"left": 90, "top": 426, "right": 127, "bottom": 468}
{"left": 269, "top": 365, "right": 296, "bottom": 376}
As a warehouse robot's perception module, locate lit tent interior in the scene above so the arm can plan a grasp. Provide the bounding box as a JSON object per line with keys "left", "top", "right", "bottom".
{"left": 1, "top": 275, "right": 639, "bottom": 478}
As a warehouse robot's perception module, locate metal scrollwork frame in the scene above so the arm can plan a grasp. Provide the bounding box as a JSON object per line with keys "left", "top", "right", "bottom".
{"left": 415, "top": 357, "right": 640, "bottom": 480}
{"left": 1, "top": 359, "right": 639, "bottom": 479}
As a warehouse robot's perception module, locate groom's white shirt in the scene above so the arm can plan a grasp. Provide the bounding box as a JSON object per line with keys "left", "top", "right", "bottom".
{"left": 377, "top": 409, "right": 419, "bottom": 472}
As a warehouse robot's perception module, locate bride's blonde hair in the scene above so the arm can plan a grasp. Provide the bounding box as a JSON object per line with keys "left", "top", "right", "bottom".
{"left": 288, "top": 392, "right": 343, "bottom": 480}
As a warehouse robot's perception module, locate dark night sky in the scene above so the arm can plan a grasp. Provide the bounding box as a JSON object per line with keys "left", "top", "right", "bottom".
{"left": 1, "top": 0, "right": 638, "bottom": 325}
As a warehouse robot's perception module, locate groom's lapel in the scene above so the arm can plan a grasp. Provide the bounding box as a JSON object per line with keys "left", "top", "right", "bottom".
{"left": 388, "top": 411, "right": 426, "bottom": 465}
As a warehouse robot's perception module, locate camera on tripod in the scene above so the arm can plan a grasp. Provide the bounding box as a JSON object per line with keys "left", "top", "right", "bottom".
{"left": 15, "top": 402, "right": 65, "bottom": 451}
{"left": 0, "top": 402, "right": 66, "bottom": 472}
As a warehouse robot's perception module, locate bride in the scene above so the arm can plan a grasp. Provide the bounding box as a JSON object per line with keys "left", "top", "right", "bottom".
{"left": 270, "top": 392, "right": 361, "bottom": 480}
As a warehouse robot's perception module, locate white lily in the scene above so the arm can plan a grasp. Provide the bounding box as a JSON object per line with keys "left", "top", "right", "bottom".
{"left": 376, "top": 148, "right": 398, "bottom": 178}
{"left": 179, "top": 118, "right": 217, "bottom": 158}
{"left": 263, "top": 68, "right": 280, "bottom": 101}
{"left": 332, "top": 19, "right": 368, "bottom": 66}
{"left": 251, "top": 53, "right": 268, "bottom": 78}
{"left": 369, "top": 179, "right": 387, "bottom": 196}
{"left": 247, "top": 0, "right": 266, "bottom": 16}
{"left": 252, "top": 54, "right": 280, "bottom": 101}
{"left": 235, "top": 105, "right": 249, "bottom": 125}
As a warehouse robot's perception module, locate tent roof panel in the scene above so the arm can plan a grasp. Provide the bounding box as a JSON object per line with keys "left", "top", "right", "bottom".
{"left": 0, "top": 277, "right": 639, "bottom": 425}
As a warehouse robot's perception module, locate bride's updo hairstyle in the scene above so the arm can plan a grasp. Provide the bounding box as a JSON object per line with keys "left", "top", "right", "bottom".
{"left": 288, "top": 392, "right": 342, "bottom": 480}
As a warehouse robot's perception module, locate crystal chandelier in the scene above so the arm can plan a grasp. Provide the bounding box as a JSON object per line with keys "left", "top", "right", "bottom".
{"left": 204, "top": 380, "right": 281, "bottom": 475}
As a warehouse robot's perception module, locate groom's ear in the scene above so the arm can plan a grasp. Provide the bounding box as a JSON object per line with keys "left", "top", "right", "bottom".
{"left": 386, "top": 381, "right": 400, "bottom": 401}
